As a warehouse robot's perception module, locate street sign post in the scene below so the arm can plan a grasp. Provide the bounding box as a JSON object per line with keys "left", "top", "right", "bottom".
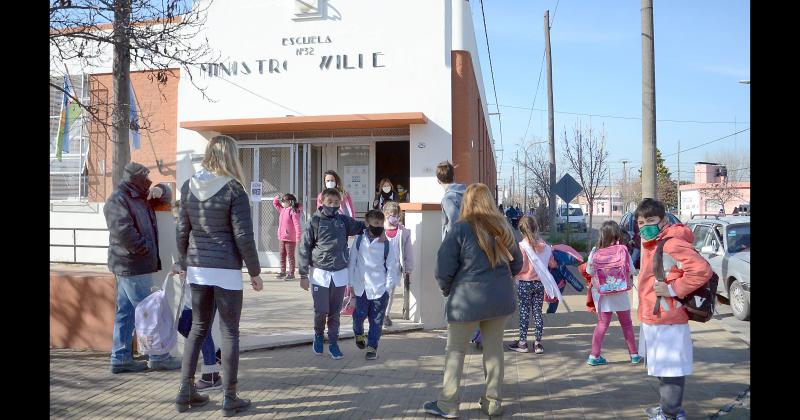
{"left": 553, "top": 174, "right": 583, "bottom": 241}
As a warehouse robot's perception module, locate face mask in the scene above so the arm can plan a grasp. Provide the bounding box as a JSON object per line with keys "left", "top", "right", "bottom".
{"left": 382, "top": 186, "right": 391, "bottom": 193}
{"left": 640, "top": 223, "right": 662, "bottom": 241}
{"left": 322, "top": 205, "right": 339, "bottom": 217}
{"left": 387, "top": 215, "right": 400, "bottom": 225}
{"left": 369, "top": 226, "right": 385, "bottom": 236}
{"left": 325, "top": 181, "right": 337, "bottom": 189}
{"left": 282, "top": 201, "right": 292, "bottom": 208}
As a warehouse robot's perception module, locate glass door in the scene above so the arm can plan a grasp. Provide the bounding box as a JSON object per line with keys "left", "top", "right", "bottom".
{"left": 239, "top": 144, "right": 295, "bottom": 267}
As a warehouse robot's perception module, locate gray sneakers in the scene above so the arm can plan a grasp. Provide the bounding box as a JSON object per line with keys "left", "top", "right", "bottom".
{"left": 148, "top": 356, "right": 182, "bottom": 371}
{"left": 110, "top": 360, "right": 148, "bottom": 374}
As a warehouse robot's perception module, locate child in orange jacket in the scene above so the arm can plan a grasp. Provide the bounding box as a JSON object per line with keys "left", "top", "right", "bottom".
{"left": 635, "top": 199, "right": 713, "bottom": 420}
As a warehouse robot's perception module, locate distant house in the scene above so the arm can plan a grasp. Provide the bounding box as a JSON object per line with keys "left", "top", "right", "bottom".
{"left": 679, "top": 162, "right": 750, "bottom": 217}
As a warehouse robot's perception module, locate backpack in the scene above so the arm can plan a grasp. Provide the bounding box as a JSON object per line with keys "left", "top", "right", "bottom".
{"left": 591, "top": 243, "right": 632, "bottom": 295}
{"left": 652, "top": 238, "right": 719, "bottom": 323}
{"left": 134, "top": 274, "right": 184, "bottom": 355}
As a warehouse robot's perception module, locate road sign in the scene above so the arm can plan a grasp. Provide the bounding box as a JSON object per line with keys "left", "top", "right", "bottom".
{"left": 553, "top": 174, "right": 582, "bottom": 203}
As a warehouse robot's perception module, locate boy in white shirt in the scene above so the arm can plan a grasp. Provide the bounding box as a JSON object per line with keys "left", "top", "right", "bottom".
{"left": 348, "top": 210, "right": 400, "bottom": 360}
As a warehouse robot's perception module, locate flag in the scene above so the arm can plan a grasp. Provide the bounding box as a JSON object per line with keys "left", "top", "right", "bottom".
{"left": 129, "top": 79, "right": 140, "bottom": 150}
{"left": 55, "top": 77, "right": 83, "bottom": 162}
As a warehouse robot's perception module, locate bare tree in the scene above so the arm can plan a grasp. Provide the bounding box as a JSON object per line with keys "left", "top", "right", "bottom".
{"left": 515, "top": 140, "right": 554, "bottom": 230}
{"left": 50, "top": 0, "right": 218, "bottom": 185}
{"left": 561, "top": 119, "right": 609, "bottom": 249}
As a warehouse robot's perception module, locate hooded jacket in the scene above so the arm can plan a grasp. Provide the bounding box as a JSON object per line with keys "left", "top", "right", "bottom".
{"left": 441, "top": 183, "right": 466, "bottom": 239}
{"left": 176, "top": 169, "right": 260, "bottom": 277}
{"left": 272, "top": 196, "right": 302, "bottom": 242}
{"left": 104, "top": 162, "right": 171, "bottom": 276}
{"left": 637, "top": 223, "right": 713, "bottom": 325}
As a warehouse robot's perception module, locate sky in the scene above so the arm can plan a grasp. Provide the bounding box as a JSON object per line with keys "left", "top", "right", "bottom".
{"left": 469, "top": 0, "right": 750, "bottom": 187}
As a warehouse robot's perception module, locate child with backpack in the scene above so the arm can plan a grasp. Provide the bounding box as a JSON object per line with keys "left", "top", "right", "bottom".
{"left": 635, "top": 199, "right": 714, "bottom": 420}
{"left": 273, "top": 193, "right": 302, "bottom": 280}
{"left": 382, "top": 201, "right": 414, "bottom": 327}
{"left": 298, "top": 188, "right": 366, "bottom": 360}
{"left": 347, "top": 210, "right": 400, "bottom": 360}
{"left": 506, "top": 216, "right": 560, "bottom": 354}
{"left": 585, "top": 220, "right": 643, "bottom": 366}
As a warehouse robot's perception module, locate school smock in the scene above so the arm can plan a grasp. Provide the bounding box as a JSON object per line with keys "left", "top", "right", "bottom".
{"left": 586, "top": 247, "right": 634, "bottom": 313}
{"left": 347, "top": 231, "right": 400, "bottom": 300}
{"left": 639, "top": 323, "right": 693, "bottom": 377}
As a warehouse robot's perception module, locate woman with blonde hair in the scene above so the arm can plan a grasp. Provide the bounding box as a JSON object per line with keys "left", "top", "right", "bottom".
{"left": 174, "top": 135, "right": 264, "bottom": 416}
{"left": 424, "top": 183, "right": 523, "bottom": 418}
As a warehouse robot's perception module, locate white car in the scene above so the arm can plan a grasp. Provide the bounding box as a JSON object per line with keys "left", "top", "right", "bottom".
{"left": 556, "top": 204, "right": 587, "bottom": 233}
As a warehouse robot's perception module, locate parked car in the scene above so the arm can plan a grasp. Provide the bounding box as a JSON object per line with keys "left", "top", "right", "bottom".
{"left": 685, "top": 215, "right": 751, "bottom": 321}
{"left": 556, "top": 204, "right": 587, "bottom": 233}
{"left": 619, "top": 211, "right": 681, "bottom": 269}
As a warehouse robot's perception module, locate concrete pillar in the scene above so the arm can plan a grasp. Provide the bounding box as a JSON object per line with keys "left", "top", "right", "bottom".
{"left": 401, "top": 203, "right": 447, "bottom": 329}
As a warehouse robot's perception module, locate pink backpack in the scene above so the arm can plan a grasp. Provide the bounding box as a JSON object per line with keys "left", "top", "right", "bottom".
{"left": 592, "top": 244, "right": 632, "bottom": 295}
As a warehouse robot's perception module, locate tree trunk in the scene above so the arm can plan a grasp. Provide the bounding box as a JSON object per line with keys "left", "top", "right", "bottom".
{"left": 587, "top": 202, "right": 594, "bottom": 251}
{"left": 111, "top": 0, "right": 132, "bottom": 187}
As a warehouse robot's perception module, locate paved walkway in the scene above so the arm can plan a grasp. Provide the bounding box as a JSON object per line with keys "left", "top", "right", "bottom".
{"left": 50, "top": 269, "right": 750, "bottom": 419}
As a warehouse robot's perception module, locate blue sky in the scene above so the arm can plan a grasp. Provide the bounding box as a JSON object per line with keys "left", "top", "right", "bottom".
{"left": 469, "top": 0, "right": 750, "bottom": 186}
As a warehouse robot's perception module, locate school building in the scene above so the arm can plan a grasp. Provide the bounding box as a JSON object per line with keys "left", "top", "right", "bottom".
{"left": 50, "top": 0, "right": 497, "bottom": 332}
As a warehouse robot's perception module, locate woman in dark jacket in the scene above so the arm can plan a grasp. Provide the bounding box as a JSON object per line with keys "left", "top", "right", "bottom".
{"left": 424, "top": 183, "right": 523, "bottom": 418}
{"left": 174, "top": 135, "right": 263, "bottom": 416}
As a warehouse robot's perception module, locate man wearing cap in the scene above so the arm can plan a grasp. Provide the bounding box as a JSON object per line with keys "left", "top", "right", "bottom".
{"left": 104, "top": 162, "right": 181, "bottom": 373}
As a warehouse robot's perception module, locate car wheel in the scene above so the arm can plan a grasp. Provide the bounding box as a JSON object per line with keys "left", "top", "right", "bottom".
{"left": 729, "top": 280, "right": 750, "bottom": 321}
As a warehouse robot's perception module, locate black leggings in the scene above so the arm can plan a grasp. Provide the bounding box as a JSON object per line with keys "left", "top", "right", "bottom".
{"left": 180, "top": 284, "right": 243, "bottom": 392}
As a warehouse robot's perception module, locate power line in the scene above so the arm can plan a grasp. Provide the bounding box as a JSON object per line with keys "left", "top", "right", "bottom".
{"left": 192, "top": 65, "right": 305, "bottom": 116}
{"left": 479, "top": 0, "right": 504, "bottom": 173}
{"left": 522, "top": 53, "right": 546, "bottom": 142}
{"left": 491, "top": 103, "right": 750, "bottom": 125}
{"left": 664, "top": 128, "right": 751, "bottom": 158}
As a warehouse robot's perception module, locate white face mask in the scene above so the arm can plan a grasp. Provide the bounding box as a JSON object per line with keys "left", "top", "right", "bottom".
{"left": 382, "top": 186, "right": 391, "bottom": 193}
{"left": 325, "top": 181, "right": 337, "bottom": 189}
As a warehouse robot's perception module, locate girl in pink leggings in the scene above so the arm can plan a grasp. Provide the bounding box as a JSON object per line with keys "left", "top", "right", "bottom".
{"left": 585, "top": 221, "right": 643, "bottom": 366}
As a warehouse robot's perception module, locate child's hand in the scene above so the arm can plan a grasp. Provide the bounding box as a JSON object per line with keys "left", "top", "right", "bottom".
{"left": 653, "top": 281, "right": 670, "bottom": 297}
{"left": 300, "top": 276, "right": 310, "bottom": 291}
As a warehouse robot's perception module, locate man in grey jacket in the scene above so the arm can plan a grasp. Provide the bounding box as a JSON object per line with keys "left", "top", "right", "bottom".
{"left": 104, "top": 162, "right": 181, "bottom": 373}
{"left": 437, "top": 161, "right": 466, "bottom": 240}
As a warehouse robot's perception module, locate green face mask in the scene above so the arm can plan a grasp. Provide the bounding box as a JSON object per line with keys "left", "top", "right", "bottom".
{"left": 640, "top": 223, "right": 662, "bottom": 241}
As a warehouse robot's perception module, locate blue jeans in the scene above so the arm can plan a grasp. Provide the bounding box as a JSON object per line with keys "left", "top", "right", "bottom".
{"left": 546, "top": 284, "right": 567, "bottom": 314}
{"left": 110, "top": 274, "right": 169, "bottom": 365}
{"left": 177, "top": 308, "right": 219, "bottom": 373}
{"left": 353, "top": 291, "right": 389, "bottom": 349}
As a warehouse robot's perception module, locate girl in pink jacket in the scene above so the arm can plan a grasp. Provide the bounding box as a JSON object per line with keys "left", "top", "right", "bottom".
{"left": 273, "top": 193, "right": 302, "bottom": 280}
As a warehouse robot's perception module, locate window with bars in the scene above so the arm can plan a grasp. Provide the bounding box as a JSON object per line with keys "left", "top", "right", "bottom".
{"left": 50, "top": 75, "right": 90, "bottom": 201}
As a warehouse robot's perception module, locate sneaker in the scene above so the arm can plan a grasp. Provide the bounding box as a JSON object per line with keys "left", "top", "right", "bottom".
{"left": 284, "top": 274, "right": 295, "bottom": 280}
{"left": 586, "top": 355, "right": 607, "bottom": 366}
{"left": 355, "top": 334, "right": 367, "bottom": 350}
{"left": 533, "top": 342, "right": 544, "bottom": 354}
{"left": 365, "top": 346, "right": 378, "bottom": 360}
{"left": 195, "top": 376, "right": 223, "bottom": 391}
{"left": 478, "top": 397, "right": 502, "bottom": 417}
{"left": 313, "top": 335, "right": 324, "bottom": 355}
{"left": 423, "top": 400, "right": 458, "bottom": 418}
{"left": 384, "top": 316, "right": 393, "bottom": 327}
{"left": 329, "top": 343, "right": 344, "bottom": 360}
{"left": 110, "top": 360, "right": 148, "bottom": 374}
{"left": 630, "top": 354, "right": 644, "bottom": 364}
{"left": 148, "top": 356, "right": 181, "bottom": 371}
{"left": 276, "top": 272, "right": 286, "bottom": 280}
{"left": 506, "top": 340, "right": 529, "bottom": 353}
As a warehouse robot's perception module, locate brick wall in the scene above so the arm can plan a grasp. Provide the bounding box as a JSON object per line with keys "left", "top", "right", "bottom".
{"left": 87, "top": 70, "right": 180, "bottom": 202}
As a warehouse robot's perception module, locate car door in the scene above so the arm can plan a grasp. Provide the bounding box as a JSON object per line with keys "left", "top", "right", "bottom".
{"left": 696, "top": 223, "right": 726, "bottom": 297}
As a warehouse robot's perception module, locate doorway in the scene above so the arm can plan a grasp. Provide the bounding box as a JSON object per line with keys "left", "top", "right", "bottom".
{"left": 375, "top": 141, "right": 410, "bottom": 205}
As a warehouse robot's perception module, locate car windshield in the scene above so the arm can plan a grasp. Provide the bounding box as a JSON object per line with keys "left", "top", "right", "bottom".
{"left": 726, "top": 224, "right": 750, "bottom": 253}
{"left": 561, "top": 208, "right": 583, "bottom": 216}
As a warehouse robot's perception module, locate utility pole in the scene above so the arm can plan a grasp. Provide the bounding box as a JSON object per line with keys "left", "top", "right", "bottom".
{"left": 545, "top": 9, "right": 557, "bottom": 233}
{"left": 515, "top": 149, "right": 520, "bottom": 206}
{"left": 621, "top": 159, "right": 629, "bottom": 211}
{"left": 677, "top": 139, "right": 681, "bottom": 217}
{"left": 609, "top": 167, "right": 613, "bottom": 217}
{"left": 641, "top": 0, "right": 657, "bottom": 200}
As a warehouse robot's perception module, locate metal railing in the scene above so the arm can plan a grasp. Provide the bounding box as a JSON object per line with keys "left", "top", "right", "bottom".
{"left": 50, "top": 227, "right": 108, "bottom": 264}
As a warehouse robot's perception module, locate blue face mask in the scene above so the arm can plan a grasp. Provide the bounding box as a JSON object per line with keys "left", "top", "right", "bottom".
{"left": 322, "top": 205, "right": 339, "bottom": 217}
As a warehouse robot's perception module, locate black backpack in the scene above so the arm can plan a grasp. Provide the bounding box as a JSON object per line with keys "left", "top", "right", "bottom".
{"left": 652, "top": 238, "right": 719, "bottom": 323}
